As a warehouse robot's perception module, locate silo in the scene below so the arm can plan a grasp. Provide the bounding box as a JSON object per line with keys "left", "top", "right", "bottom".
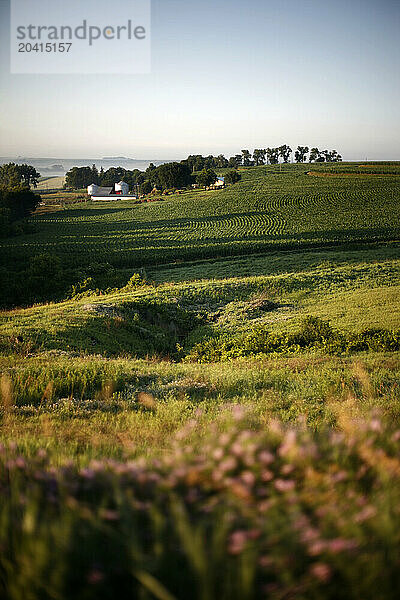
{"left": 115, "top": 181, "right": 129, "bottom": 195}
{"left": 87, "top": 184, "right": 99, "bottom": 195}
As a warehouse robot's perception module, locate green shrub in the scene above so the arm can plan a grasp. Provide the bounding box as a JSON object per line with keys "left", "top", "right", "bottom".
{"left": 124, "top": 272, "right": 149, "bottom": 289}
{"left": 185, "top": 318, "right": 400, "bottom": 362}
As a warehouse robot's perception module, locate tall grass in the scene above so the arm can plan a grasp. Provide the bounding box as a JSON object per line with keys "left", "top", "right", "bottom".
{"left": 1, "top": 407, "right": 400, "bottom": 599}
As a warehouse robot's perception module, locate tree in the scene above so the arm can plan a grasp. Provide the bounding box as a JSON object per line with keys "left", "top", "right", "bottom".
{"left": 322, "top": 150, "right": 331, "bottom": 162}
{"left": 183, "top": 155, "right": 206, "bottom": 172}
{"left": 153, "top": 162, "right": 192, "bottom": 190}
{"left": 0, "top": 163, "right": 40, "bottom": 227}
{"left": 309, "top": 148, "right": 322, "bottom": 162}
{"left": 228, "top": 156, "right": 241, "bottom": 168}
{"left": 278, "top": 145, "right": 292, "bottom": 163}
{"left": 65, "top": 166, "right": 94, "bottom": 189}
{"left": 0, "top": 163, "right": 41, "bottom": 189}
{"left": 323, "top": 150, "right": 342, "bottom": 162}
{"left": 194, "top": 156, "right": 205, "bottom": 171}
{"left": 215, "top": 154, "right": 228, "bottom": 168}
{"left": 266, "top": 148, "right": 279, "bottom": 164}
{"left": 224, "top": 170, "right": 241, "bottom": 184}
{"left": 122, "top": 169, "right": 144, "bottom": 190}
{"left": 241, "top": 150, "right": 252, "bottom": 167}
{"left": 196, "top": 168, "right": 217, "bottom": 188}
{"left": 294, "top": 146, "right": 309, "bottom": 163}
{"left": 0, "top": 163, "right": 21, "bottom": 189}
{"left": 100, "top": 167, "right": 127, "bottom": 186}
{"left": 90, "top": 164, "right": 99, "bottom": 185}
{"left": 146, "top": 162, "right": 157, "bottom": 175}
{"left": 204, "top": 155, "right": 215, "bottom": 169}
{"left": 253, "top": 149, "right": 266, "bottom": 166}
{"left": 332, "top": 150, "right": 342, "bottom": 162}
{"left": 17, "top": 164, "right": 40, "bottom": 188}
{"left": 0, "top": 187, "right": 40, "bottom": 222}
{"left": 141, "top": 180, "right": 153, "bottom": 195}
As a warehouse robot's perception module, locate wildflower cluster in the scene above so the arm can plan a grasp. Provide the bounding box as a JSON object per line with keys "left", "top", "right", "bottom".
{"left": 0, "top": 413, "right": 400, "bottom": 599}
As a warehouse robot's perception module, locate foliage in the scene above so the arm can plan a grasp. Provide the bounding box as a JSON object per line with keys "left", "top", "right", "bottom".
{"left": 0, "top": 162, "right": 41, "bottom": 236}
{"left": 310, "top": 148, "right": 342, "bottom": 163}
{"left": 0, "top": 412, "right": 400, "bottom": 599}
{"left": 196, "top": 168, "right": 217, "bottom": 188}
{"left": 186, "top": 317, "right": 400, "bottom": 362}
{"left": 224, "top": 170, "right": 241, "bottom": 184}
{"left": 16, "top": 163, "right": 41, "bottom": 187}
{"left": 0, "top": 163, "right": 21, "bottom": 188}
{"left": 122, "top": 272, "right": 149, "bottom": 290}
{"left": 150, "top": 162, "right": 192, "bottom": 191}
{"left": 65, "top": 166, "right": 94, "bottom": 189}
{"left": 253, "top": 149, "right": 266, "bottom": 166}
{"left": 0, "top": 162, "right": 41, "bottom": 189}
{"left": 141, "top": 179, "right": 153, "bottom": 195}
{"left": 0, "top": 187, "right": 40, "bottom": 230}
{"left": 295, "top": 146, "right": 309, "bottom": 163}
{"left": 266, "top": 147, "right": 280, "bottom": 164}
{"left": 278, "top": 144, "right": 292, "bottom": 163}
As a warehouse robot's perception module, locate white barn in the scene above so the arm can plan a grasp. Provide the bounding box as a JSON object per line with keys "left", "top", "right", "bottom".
{"left": 87, "top": 181, "right": 134, "bottom": 201}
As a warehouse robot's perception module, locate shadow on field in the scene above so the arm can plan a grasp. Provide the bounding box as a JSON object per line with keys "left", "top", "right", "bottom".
{"left": 49, "top": 206, "right": 138, "bottom": 218}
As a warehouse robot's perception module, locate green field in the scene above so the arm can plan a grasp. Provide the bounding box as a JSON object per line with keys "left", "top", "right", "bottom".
{"left": 36, "top": 175, "right": 66, "bottom": 190}
{"left": 1, "top": 163, "right": 400, "bottom": 599}
{"left": 1, "top": 163, "right": 399, "bottom": 274}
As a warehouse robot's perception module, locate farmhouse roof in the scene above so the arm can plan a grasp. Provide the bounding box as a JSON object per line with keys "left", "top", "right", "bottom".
{"left": 93, "top": 186, "right": 113, "bottom": 195}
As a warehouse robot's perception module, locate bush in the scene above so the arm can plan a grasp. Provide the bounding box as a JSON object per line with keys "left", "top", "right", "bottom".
{"left": 0, "top": 187, "right": 40, "bottom": 222}
{"left": 123, "top": 273, "right": 149, "bottom": 289}
{"left": 196, "top": 168, "right": 217, "bottom": 188}
{"left": 185, "top": 317, "right": 400, "bottom": 362}
{"left": 225, "top": 170, "right": 241, "bottom": 184}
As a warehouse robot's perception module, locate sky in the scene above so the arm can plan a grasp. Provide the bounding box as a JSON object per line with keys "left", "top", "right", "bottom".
{"left": 0, "top": 0, "right": 399, "bottom": 160}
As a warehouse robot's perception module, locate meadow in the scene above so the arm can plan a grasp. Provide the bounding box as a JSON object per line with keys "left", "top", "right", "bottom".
{"left": 1, "top": 163, "right": 399, "bottom": 276}
{"left": 0, "top": 163, "right": 400, "bottom": 599}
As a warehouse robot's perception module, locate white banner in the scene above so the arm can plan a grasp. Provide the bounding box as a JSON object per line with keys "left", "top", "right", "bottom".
{"left": 10, "top": 0, "right": 151, "bottom": 74}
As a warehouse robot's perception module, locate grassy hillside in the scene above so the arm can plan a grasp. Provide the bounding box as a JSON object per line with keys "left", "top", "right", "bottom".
{"left": 1, "top": 163, "right": 400, "bottom": 599}
{"left": 36, "top": 176, "right": 65, "bottom": 190}
{"left": 1, "top": 245, "right": 399, "bottom": 357}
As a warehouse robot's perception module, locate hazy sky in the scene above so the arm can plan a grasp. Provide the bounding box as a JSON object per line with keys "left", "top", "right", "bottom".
{"left": 0, "top": 0, "right": 399, "bottom": 160}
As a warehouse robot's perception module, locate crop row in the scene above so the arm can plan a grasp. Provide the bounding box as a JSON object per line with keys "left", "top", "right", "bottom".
{"left": 1, "top": 169, "right": 399, "bottom": 272}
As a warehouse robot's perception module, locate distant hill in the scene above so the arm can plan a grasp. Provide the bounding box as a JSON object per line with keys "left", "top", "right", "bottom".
{"left": 102, "top": 156, "right": 132, "bottom": 160}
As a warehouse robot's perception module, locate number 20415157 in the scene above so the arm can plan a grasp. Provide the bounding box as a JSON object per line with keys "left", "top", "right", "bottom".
{"left": 18, "top": 43, "right": 72, "bottom": 52}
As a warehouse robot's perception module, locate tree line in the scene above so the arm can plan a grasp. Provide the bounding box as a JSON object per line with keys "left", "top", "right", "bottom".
{"left": 180, "top": 146, "right": 341, "bottom": 169}
{"left": 65, "top": 144, "right": 342, "bottom": 192}
{"left": 0, "top": 163, "right": 41, "bottom": 236}
{"left": 232, "top": 146, "right": 341, "bottom": 166}
{"left": 65, "top": 162, "right": 242, "bottom": 193}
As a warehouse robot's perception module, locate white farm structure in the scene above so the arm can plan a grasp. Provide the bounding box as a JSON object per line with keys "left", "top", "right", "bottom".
{"left": 87, "top": 181, "right": 136, "bottom": 201}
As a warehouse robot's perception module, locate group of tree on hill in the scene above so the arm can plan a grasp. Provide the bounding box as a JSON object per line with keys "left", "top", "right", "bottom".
{"left": 235, "top": 146, "right": 342, "bottom": 166}
{"left": 63, "top": 143, "right": 342, "bottom": 193}
{"left": 0, "top": 163, "right": 41, "bottom": 236}
{"left": 65, "top": 161, "right": 242, "bottom": 193}
{"left": 65, "top": 163, "right": 194, "bottom": 193}
{"left": 181, "top": 146, "right": 341, "bottom": 169}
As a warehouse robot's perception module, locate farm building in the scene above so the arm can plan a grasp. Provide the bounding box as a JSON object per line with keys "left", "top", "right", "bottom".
{"left": 210, "top": 177, "right": 225, "bottom": 189}
{"left": 87, "top": 181, "right": 136, "bottom": 201}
